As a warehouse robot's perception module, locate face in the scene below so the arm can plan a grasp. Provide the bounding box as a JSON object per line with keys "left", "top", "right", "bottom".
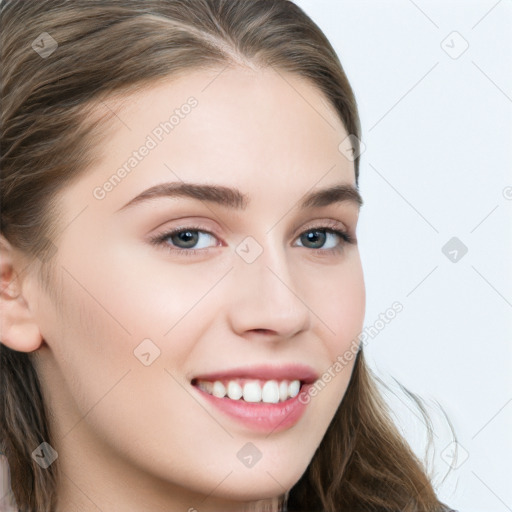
{"left": 28, "top": 66, "right": 365, "bottom": 509}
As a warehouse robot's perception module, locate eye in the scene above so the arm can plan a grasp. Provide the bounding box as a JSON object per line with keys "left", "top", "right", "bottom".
{"left": 295, "top": 226, "right": 353, "bottom": 253}
{"left": 149, "top": 221, "right": 354, "bottom": 257}
{"left": 149, "top": 225, "right": 220, "bottom": 256}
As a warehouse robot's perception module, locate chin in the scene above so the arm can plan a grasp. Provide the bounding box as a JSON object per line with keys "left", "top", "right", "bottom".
{"left": 214, "top": 464, "right": 304, "bottom": 500}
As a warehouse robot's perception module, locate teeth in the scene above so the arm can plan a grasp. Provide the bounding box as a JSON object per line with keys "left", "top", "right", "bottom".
{"left": 227, "top": 381, "right": 243, "bottom": 400}
{"left": 279, "top": 380, "right": 289, "bottom": 402}
{"left": 197, "top": 378, "right": 302, "bottom": 403}
{"left": 243, "top": 381, "right": 262, "bottom": 402}
{"left": 262, "top": 380, "right": 280, "bottom": 404}
{"left": 288, "top": 380, "right": 300, "bottom": 398}
{"left": 197, "top": 381, "right": 213, "bottom": 394}
{"left": 212, "top": 381, "right": 226, "bottom": 398}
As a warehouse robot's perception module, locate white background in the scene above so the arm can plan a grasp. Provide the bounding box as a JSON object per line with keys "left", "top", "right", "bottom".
{"left": 293, "top": 1, "right": 512, "bottom": 511}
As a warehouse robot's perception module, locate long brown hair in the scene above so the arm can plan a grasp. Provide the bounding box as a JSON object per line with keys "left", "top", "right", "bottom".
{"left": 1, "top": 1, "right": 454, "bottom": 510}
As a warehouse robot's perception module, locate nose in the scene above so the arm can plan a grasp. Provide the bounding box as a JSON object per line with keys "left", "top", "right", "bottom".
{"left": 226, "top": 239, "right": 311, "bottom": 341}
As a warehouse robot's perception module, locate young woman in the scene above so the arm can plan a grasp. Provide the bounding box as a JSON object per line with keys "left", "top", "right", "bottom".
{"left": 0, "top": 1, "right": 458, "bottom": 510}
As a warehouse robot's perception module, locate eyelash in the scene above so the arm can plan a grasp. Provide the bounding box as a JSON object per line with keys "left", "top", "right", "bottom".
{"left": 149, "top": 221, "right": 354, "bottom": 258}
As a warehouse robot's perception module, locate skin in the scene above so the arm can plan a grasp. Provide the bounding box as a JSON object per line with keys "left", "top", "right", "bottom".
{"left": 0, "top": 65, "right": 365, "bottom": 511}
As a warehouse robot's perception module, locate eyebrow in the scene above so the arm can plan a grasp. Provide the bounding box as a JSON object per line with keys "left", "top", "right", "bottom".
{"left": 116, "top": 181, "right": 363, "bottom": 212}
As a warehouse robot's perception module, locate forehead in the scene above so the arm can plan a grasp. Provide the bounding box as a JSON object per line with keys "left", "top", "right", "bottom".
{"left": 62, "top": 66, "right": 356, "bottom": 216}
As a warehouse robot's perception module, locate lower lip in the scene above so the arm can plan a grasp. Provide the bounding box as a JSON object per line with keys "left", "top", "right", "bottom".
{"left": 193, "top": 384, "right": 312, "bottom": 433}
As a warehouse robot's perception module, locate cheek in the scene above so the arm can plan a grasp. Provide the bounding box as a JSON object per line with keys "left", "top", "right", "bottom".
{"left": 83, "top": 238, "right": 230, "bottom": 332}
{"left": 293, "top": 253, "right": 365, "bottom": 427}
{"left": 36, "top": 269, "right": 237, "bottom": 488}
{"left": 312, "top": 253, "right": 366, "bottom": 357}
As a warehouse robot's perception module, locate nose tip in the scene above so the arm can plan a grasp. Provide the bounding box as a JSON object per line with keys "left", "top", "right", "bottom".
{"left": 227, "top": 255, "right": 311, "bottom": 340}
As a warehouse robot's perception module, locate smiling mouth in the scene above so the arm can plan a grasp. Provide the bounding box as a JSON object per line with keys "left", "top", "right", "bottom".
{"left": 189, "top": 365, "right": 317, "bottom": 432}
{"left": 191, "top": 377, "right": 303, "bottom": 404}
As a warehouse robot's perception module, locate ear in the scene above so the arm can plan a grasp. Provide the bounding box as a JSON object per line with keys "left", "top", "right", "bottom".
{"left": 0, "top": 236, "right": 43, "bottom": 352}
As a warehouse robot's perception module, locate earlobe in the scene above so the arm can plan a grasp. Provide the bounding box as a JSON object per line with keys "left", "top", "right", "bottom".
{"left": 0, "top": 236, "right": 44, "bottom": 353}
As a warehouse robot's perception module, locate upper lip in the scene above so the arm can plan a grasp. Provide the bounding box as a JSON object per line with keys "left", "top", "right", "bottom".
{"left": 191, "top": 364, "right": 319, "bottom": 384}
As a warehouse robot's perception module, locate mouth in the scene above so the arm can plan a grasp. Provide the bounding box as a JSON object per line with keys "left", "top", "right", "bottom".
{"left": 191, "top": 377, "right": 304, "bottom": 403}
{"left": 189, "top": 364, "right": 318, "bottom": 433}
